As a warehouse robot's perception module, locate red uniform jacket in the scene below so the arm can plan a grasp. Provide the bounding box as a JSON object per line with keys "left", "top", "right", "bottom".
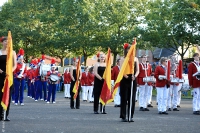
{"left": 81, "top": 72, "right": 89, "bottom": 86}
{"left": 154, "top": 65, "right": 167, "bottom": 87}
{"left": 88, "top": 72, "right": 94, "bottom": 86}
{"left": 13, "top": 63, "right": 27, "bottom": 79}
{"left": 64, "top": 72, "right": 71, "bottom": 84}
{"left": 188, "top": 62, "right": 200, "bottom": 88}
{"left": 138, "top": 63, "right": 152, "bottom": 85}
{"left": 111, "top": 65, "right": 120, "bottom": 81}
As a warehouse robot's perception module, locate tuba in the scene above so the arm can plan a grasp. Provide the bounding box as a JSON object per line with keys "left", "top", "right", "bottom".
{"left": 40, "top": 64, "right": 51, "bottom": 80}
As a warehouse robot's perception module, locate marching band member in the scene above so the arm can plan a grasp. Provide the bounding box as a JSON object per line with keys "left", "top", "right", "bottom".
{"left": 138, "top": 55, "right": 151, "bottom": 111}
{"left": 34, "top": 58, "right": 41, "bottom": 101}
{"left": 0, "top": 36, "right": 17, "bottom": 121}
{"left": 188, "top": 53, "right": 200, "bottom": 115}
{"left": 29, "top": 59, "right": 38, "bottom": 99}
{"left": 81, "top": 67, "right": 89, "bottom": 102}
{"left": 26, "top": 64, "right": 32, "bottom": 98}
{"left": 13, "top": 48, "right": 27, "bottom": 106}
{"left": 171, "top": 63, "right": 180, "bottom": 111}
{"left": 119, "top": 42, "right": 139, "bottom": 122}
{"left": 111, "top": 59, "right": 121, "bottom": 107}
{"left": 154, "top": 57, "right": 169, "bottom": 114}
{"left": 93, "top": 52, "right": 107, "bottom": 114}
{"left": 146, "top": 61, "right": 154, "bottom": 108}
{"left": 88, "top": 67, "right": 94, "bottom": 103}
{"left": 37, "top": 54, "right": 48, "bottom": 101}
{"left": 64, "top": 68, "right": 71, "bottom": 98}
{"left": 70, "top": 58, "right": 82, "bottom": 109}
{"left": 47, "top": 58, "right": 60, "bottom": 104}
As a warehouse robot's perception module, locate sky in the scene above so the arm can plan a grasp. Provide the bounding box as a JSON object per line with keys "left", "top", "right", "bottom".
{"left": 0, "top": 0, "right": 8, "bottom": 6}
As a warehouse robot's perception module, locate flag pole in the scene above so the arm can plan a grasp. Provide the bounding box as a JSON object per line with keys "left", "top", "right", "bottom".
{"left": 4, "top": 110, "right": 6, "bottom": 120}
{"left": 128, "top": 80, "right": 133, "bottom": 122}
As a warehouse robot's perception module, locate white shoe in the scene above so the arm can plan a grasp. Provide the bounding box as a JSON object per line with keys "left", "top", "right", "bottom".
{"left": 12, "top": 101, "right": 14, "bottom": 103}
{"left": 40, "top": 99, "right": 43, "bottom": 101}
{"left": 47, "top": 101, "right": 50, "bottom": 104}
{"left": 20, "top": 103, "right": 24, "bottom": 106}
{"left": 14, "top": 103, "right": 18, "bottom": 106}
{"left": 45, "top": 100, "right": 47, "bottom": 102}
{"left": 53, "top": 101, "right": 56, "bottom": 104}
{"left": 35, "top": 100, "right": 38, "bottom": 102}
{"left": 27, "top": 96, "right": 30, "bottom": 98}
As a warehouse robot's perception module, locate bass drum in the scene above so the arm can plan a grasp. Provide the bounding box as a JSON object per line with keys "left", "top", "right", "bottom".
{"left": 49, "top": 74, "right": 60, "bottom": 82}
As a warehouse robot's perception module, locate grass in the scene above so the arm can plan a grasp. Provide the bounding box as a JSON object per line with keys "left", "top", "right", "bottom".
{"left": 152, "top": 88, "right": 192, "bottom": 99}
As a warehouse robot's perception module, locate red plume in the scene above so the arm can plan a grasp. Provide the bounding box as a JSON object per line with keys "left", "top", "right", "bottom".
{"left": 19, "top": 48, "right": 24, "bottom": 55}
{"left": 41, "top": 54, "right": 45, "bottom": 60}
{"left": 73, "top": 57, "right": 76, "bottom": 61}
{"left": 167, "top": 60, "right": 171, "bottom": 80}
{"left": 51, "top": 58, "right": 56, "bottom": 64}
{"left": 178, "top": 60, "right": 183, "bottom": 79}
{"left": 123, "top": 43, "right": 129, "bottom": 49}
{"left": 96, "top": 52, "right": 100, "bottom": 58}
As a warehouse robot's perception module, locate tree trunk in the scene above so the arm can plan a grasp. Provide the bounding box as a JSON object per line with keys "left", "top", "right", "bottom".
{"left": 112, "top": 52, "right": 117, "bottom": 66}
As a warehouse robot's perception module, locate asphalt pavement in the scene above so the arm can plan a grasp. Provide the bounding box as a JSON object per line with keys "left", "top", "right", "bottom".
{"left": 1, "top": 92, "right": 199, "bottom": 133}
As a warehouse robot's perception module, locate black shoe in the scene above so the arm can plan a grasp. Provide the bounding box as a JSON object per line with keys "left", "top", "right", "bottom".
{"left": 147, "top": 104, "right": 153, "bottom": 108}
{"left": 177, "top": 105, "right": 181, "bottom": 108}
{"left": 173, "top": 108, "right": 179, "bottom": 111}
{"left": 121, "top": 118, "right": 127, "bottom": 122}
{"left": 193, "top": 111, "right": 200, "bottom": 115}
{"left": 114, "top": 105, "right": 118, "bottom": 107}
{"left": 76, "top": 107, "right": 80, "bottom": 109}
{"left": 94, "top": 111, "right": 99, "bottom": 114}
{"left": 139, "top": 107, "right": 144, "bottom": 111}
{"left": 102, "top": 111, "right": 107, "bottom": 114}
{"left": 117, "top": 105, "right": 121, "bottom": 107}
{"left": 162, "top": 111, "right": 168, "bottom": 115}
{"left": 135, "top": 100, "right": 137, "bottom": 102}
{"left": 168, "top": 108, "right": 171, "bottom": 111}
{"left": 158, "top": 111, "right": 162, "bottom": 114}
{"left": 4, "top": 117, "right": 10, "bottom": 121}
{"left": 71, "top": 107, "right": 75, "bottom": 109}
{"left": 144, "top": 108, "right": 149, "bottom": 111}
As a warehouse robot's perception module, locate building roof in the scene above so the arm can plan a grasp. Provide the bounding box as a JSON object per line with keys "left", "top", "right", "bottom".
{"left": 153, "top": 47, "right": 176, "bottom": 59}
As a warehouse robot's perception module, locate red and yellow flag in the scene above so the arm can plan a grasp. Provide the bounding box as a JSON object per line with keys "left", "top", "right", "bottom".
{"left": 1, "top": 31, "right": 13, "bottom": 110}
{"left": 72, "top": 56, "right": 81, "bottom": 100}
{"left": 112, "top": 39, "right": 136, "bottom": 97}
{"left": 100, "top": 48, "right": 112, "bottom": 105}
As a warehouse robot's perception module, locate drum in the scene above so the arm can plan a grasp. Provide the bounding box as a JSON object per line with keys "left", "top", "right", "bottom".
{"left": 158, "top": 75, "right": 166, "bottom": 80}
{"left": 171, "top": 77, "right": 179, "bottom": 83}
{"left": 49, "top": 74, "right": 60, "bottom": 82}
{"left": 143, "top": 76, "right": 156, "bottom": 83}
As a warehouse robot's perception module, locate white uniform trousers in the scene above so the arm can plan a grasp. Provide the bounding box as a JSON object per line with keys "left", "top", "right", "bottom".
{"left": 64, "top": 84, "right": 71, "bottom": 98}
{"left": 139, "top": 83, "right": 149, "bottom": 108}
{"left": 167, "top": 85, "right": 173, "bottom": 108}
{"left": 135, "top": 87, "right": 139, "bottom": 101}
{"left": 177, "top": 83, "right": 182, "bottom": 106}
{"left": 147, "top": 86, "right": 153, "bottom": 105}
{"left": 114, "top": 87, "right": 121, "bottom": 105}
{"left": 88, "top": 86, "right": 94, "bottom": 102}
{"left": 156, "top": 86, "right": 168, "bottom": 112}
{"left": 192, "top": 88, "right": 200, "bottom": 111}
{"left": 82, "top": 86, "right": 89, "bottom": 101}
{"left": 172, "top": 85, "right": 179, "bottom": 109}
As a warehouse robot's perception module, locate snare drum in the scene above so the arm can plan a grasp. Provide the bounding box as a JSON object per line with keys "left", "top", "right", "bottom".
{"left": 143, "top": 76, "right": 156, "bottom": 83}
{"left": 49, "top": 74, "right": 60, "bottom": 82}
